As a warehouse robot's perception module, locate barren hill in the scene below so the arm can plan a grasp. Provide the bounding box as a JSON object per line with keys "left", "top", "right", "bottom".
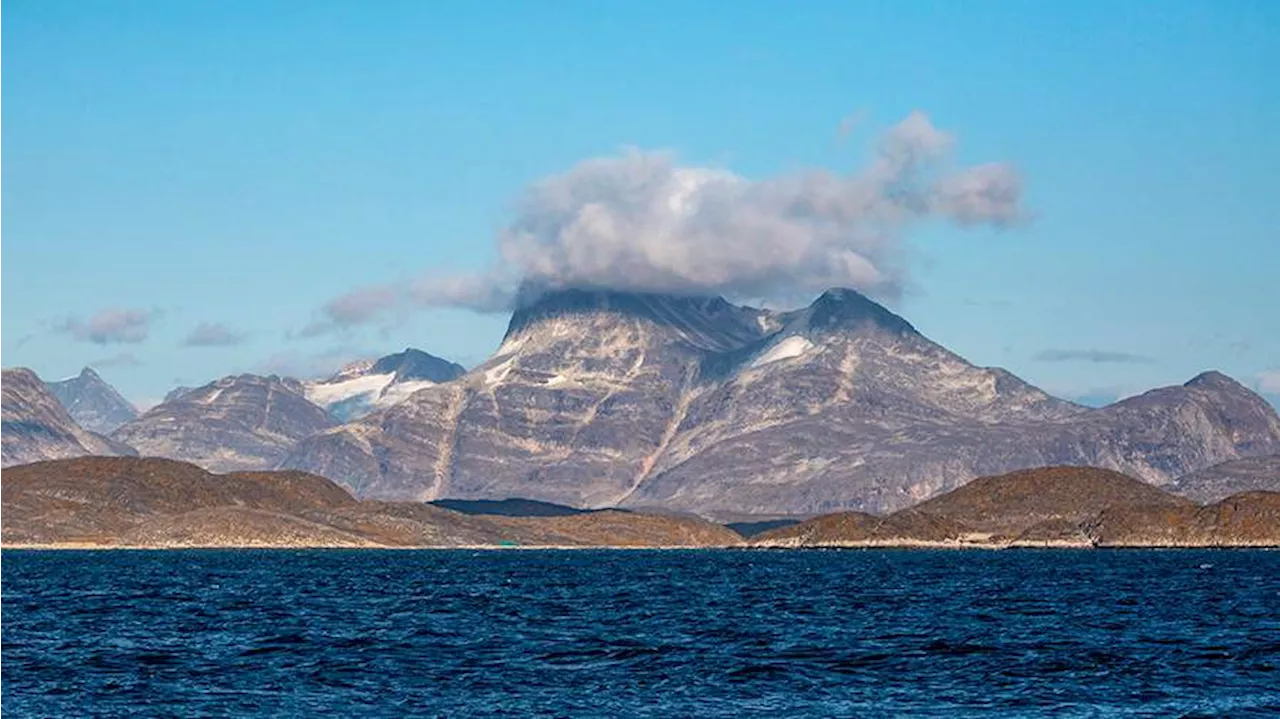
{"left": 0, "top": 456, "right": 741, "bottom": 548}
{"left": 755, "top": 466, "right": 1278, "bottom": 547}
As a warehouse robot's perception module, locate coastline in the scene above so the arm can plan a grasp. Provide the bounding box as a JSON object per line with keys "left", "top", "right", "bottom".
{"left": 5, "top": 541, "right": 1277, "bottom": 551}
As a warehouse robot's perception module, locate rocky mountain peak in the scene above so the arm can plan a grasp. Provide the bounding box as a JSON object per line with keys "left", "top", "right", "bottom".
{"left": 802, "top": 287, "right": 917, "bottom": 337}
{"left": 1184, "top": 370, "right": 1245, "bottom": 391}
{"left": 3, "top": 367, "right": 135, "bottom": 467}
{"left": 370, "top": 348, "right": 466, "bottom": 383}
{"left": 45, "top": 366, "right": 139, "bottom": 434}
{"left": 327, "top": 359, "right": 376, "bottom": 383}
{"left": 504, "top": 286, "right": 772, "bottom": 353}
{"left": 302, "top": 348, "right": 466, "bottom": 422}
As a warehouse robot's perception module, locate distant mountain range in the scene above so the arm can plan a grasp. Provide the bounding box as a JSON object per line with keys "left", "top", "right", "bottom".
{"left": 4, "top": 289, "right": 1278, "bottom": 518}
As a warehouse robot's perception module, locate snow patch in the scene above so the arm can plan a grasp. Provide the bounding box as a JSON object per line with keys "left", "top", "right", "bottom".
{"left": 375, "top": 379, "right": 435, "bottom": 407}
{"left": 750, "top": 336, "right": 815, "bottom": 368}
{"left": 305, "top": 373, "right": 394, "bottom": 408}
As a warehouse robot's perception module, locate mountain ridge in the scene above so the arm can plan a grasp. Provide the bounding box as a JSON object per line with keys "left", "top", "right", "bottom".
{"left": 280, "top": 287, "right": 1280, "bottom": 517}
{"left": 111, "top": 373, "right": 333, "bottom": 473}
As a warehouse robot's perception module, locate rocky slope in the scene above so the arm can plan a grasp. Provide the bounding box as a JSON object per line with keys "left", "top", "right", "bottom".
{"left": 2, "top": 368, "right": 135, "bottom": 468}
{"left": 755, "top": 466, "right": 1279, "bottom": 547}
{"left": 304, "top": 348, "right": 466, "bottom": 421}
{"left": 1088, "top": 491, "right": 1280, "bottom": 547}
{"left": 45, "top": 367, "right": 138, "bottom": 434}
{"left": 0, "top": 456, "right": 742, "bottom": 548}
{"left": 111, "top": 374, "right": 333, "bottom": 472}
{"left": 281, "top": 288, "right": 1280, "bottom": 517}
{"left": 1169, "top": 455, "right": 1280, "bottom": 503}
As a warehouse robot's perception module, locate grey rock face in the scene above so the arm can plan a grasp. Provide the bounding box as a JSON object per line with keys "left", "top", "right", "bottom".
{"left": 1169, "top": 455, "right": 1280, "bottom": 503}
{"left": 45, "top": 367, "right": 138, "bottom": 434}
{"left": 371, "top": 348, "right": 466, "bottom": 383}
{"left": 278, "top": 288, "right": 1280, "bottom": 518}
{"left": 2, "top": 368, "right": 135, "bottom": 467}
{"left": 112, "top": 374, "right": 332, "bottom": 473}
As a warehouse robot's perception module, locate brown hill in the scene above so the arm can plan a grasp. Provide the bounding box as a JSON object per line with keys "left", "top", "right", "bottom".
{"left": 119, "top": 507, "right": 379, "bottom": 548}
{"left": 906, "top": 466, "right": 1192, "bottom": 537}
{"left": 1087, "top": 491, "right": 1280, "bottom": 547}
{"left": 756, "top": 466, "right": 1211, "bottom": 548}
{"left": 0, "top": 456, "right": 741, "bottom": 548}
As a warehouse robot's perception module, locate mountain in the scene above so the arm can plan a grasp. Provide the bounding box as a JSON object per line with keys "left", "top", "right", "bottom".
{"left": 111, "top": 374, "right": 333, "bottom": 473}
{"left": 281, "top": 287, "right": 1280, "bottom": 518}
{"left": 0, "top": 456, "right": 741, "bottom": 548}
{"left": 1169, "top": 455, "right": 1280, "bottom": 503}
{"left": 303, "top": 348, "right": 465, "bottom": 421}
{"left": 1, "top": 368, "right": 135, "bottom": 467}
{"left": 45, "top": 367, "right": 138, "bottom": 434}
{"left": 284, "top": 289, "right": 783, "bottom": 504}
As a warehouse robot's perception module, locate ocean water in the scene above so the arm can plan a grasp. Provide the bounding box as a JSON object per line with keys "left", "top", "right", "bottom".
{"left": 2, "top": 549, "right": 1278, "bottom": 718}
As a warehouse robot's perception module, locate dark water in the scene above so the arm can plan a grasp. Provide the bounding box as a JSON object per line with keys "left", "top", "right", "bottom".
{"left": 3, "top": 550, "right": 1279, "bottom": 717}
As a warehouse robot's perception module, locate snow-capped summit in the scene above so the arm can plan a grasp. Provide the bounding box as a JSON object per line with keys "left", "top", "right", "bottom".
{"left": 305, "top": 348, "right": 466, "bottom": 421}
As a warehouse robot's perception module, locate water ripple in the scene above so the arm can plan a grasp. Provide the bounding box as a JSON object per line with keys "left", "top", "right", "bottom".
{"left": 3, "top": 548, "right": 1279, "bottom": 717}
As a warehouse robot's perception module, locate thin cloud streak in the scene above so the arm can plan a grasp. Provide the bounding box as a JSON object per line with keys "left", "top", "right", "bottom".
{"left": 182, "top": 322, "right": 248, "bottom": 347}
{"left": 1034, "top": 349, "right": 1156, "bottom": 364}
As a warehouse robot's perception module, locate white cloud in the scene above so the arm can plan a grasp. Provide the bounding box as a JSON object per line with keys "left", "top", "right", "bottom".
{"left": 59, "top": 309, "right": 157, "bottom": 344}
{"left": 312, "top": 110, "right": 1026, "bottom": 322}
{"left": 297, "top": 285, "right": 403, "bottom": 337}
{"left": 1034, "top": 349, "right": 1155, "bottom": 364}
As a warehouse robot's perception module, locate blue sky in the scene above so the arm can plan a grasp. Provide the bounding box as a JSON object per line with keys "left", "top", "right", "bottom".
{"left": 4, "top": 0, "right": 1278, "bottom": 408}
